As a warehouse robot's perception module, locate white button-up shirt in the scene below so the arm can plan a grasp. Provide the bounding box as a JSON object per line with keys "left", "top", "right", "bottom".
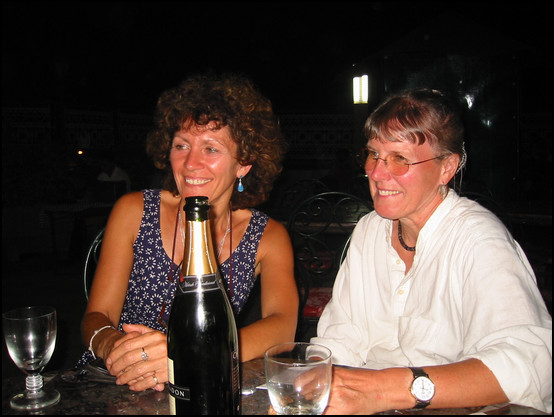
{"left": 312, "top": 191, "right": 552, "bottom": 413}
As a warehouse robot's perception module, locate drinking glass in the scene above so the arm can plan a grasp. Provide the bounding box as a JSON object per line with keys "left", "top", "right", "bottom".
{"left": 2, "top": 306, "right": 61, "bottom": 410}
{"left": 264, "top": 342, "right": 332, "bottom": 415}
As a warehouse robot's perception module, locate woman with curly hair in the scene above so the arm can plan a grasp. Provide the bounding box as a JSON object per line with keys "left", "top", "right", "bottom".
{"left": 79, "top": 73, "right": 298, "bottom": 392}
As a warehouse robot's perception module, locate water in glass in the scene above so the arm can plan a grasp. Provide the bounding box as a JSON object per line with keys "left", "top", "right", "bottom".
{"left": 265, "top": 342, "right": 332, "bottom": 415}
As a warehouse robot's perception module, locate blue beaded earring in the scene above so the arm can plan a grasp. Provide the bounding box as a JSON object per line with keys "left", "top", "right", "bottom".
{"left": 237, "top": 175, "right": 244, "bottom": 192}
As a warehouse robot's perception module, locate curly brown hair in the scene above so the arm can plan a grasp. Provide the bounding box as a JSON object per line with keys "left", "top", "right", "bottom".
{"left": 146, "top": 73, "right": 287, "bottom": 209}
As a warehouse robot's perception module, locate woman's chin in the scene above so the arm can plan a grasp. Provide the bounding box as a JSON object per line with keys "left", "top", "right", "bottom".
{"left": 372, "top": 201, "right": 400, "bottom": 220}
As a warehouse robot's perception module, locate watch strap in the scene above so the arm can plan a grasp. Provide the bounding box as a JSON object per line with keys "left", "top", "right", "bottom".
{"left": 409, "top": 367, "right": 432, "bottom": 409}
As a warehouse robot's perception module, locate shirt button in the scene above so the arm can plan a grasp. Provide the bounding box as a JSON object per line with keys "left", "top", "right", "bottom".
{"left": 396, "top": 259, "right": 401, "bottom": 265}
{"left": 398, "top": 289, "right": 405, "bottom": 295}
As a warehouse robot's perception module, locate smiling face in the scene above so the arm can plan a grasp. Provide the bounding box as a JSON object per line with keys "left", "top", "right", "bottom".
{"left": 169, "top": 122, "right": 251, "bottom": 212}
{"left": 365, "top": 138, "right": 456, "bottom": 226}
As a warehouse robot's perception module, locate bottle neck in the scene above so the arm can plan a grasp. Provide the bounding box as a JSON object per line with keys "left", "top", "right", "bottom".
{"left": 182, "top": 219, "right": 218, "bottom": 277}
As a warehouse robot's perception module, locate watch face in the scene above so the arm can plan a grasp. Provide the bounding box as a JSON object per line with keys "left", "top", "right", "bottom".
{"left": 412, "top": 376, "right": 435, "bottom": 401}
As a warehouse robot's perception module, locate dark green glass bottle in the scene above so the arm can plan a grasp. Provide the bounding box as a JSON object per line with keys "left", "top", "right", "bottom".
{"left": 167, "top": 196, "right": 240, "bottom": 415}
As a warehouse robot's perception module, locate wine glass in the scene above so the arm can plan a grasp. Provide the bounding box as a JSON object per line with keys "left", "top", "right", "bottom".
{"left": 2, "top": 306, "right": 61, "bottom": 410}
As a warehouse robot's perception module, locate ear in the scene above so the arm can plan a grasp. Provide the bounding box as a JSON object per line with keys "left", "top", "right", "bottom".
{"left": 440, "top": 154, "right": 460, "bottom": 184}
{"left": 237, "top": 164, "right": 252, "bottom": 179}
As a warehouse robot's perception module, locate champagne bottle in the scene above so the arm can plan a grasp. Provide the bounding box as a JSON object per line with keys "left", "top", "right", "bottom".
{"left": 167, "top": 196, "right": 240, "bottom": 415}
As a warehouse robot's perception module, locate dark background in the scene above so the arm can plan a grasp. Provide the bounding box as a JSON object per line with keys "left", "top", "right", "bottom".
{"left": 2, "top": 1, "right": 552, "bottom": 380}
{"left": 2, "top": 1, "right": 552, "bottom": 114}
{"left": 3, "top": 2, "right": 552, "bottom": 201}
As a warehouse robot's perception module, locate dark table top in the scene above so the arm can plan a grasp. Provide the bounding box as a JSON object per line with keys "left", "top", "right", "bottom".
{"left": 2, "top": 359, "right": 270, "bottom": 415}
{"left": 2, "top": 358, "right": 548, "bottom": 415}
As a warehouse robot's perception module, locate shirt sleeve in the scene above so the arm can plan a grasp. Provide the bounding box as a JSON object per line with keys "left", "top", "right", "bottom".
{"left": 458, "top": 233, "right": 552, "bottom": 413}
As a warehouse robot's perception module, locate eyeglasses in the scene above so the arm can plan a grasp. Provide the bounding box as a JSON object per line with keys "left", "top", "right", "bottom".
{"left": 361, "top": 149, "right": 445, "bottom": 176}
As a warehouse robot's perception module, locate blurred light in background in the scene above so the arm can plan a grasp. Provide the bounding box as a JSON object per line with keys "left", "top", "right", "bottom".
{"left": 353, "top": 75, "right": 368, "bottom": 104}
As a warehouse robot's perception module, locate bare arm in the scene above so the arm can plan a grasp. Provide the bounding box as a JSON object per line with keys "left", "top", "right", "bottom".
{"left": 81, "top": 192, "right": 142, "bottom": 354}
{"left": 238, "top": 218, "right": 299, "bottom": 362}
{"left": 325, "top": 359, "right": 508, "bottom": 415}
{"left": 80, "top": 192, "right": 166, "bottom": 391}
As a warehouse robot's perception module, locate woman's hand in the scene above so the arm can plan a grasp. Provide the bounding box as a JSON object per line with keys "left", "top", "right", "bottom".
{"left": 104, "top": 324, "right": 168, "bottom": 391}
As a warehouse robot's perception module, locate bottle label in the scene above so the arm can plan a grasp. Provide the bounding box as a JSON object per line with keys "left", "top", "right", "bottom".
{"left": 168, "top": 357, "right": 190, "bottom": 414}
{"left": 168, "top": 383, "right": 191, "bottom": 401}
{"left": 177, "top": 273, "right": 219, "bottom": 294}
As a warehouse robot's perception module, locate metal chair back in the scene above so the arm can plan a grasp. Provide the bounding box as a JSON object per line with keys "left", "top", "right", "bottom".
{"left": 83, "top": 227, "right": 105, "bottom": 300}
{"left": 264, "top": 179, "right": 330, "bottom": 221}
{"left": 287, "top": 191, "right": 373, "bottom": 337}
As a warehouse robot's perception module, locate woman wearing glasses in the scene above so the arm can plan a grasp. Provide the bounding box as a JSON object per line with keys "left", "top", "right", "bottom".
{"left": 79, "top": 73, "right": 298, "bottom": 391}
{"left": 311, "top": 89, "right": 551, "bottom": 414}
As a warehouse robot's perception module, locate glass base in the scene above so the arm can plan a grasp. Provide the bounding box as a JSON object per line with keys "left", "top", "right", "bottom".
{"left": 10, "top": 388, "right": 61, "bottom": 411}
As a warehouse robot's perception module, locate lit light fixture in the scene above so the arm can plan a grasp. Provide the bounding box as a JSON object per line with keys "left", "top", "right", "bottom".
{"left": 353, "top": 75, "right": 368, "bottom": 104}
{"left": 77, "top": 150, "right": 84, "bottom": 155}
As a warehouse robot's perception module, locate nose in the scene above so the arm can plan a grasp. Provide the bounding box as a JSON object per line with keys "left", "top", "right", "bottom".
{"left": 366, "top": 158, "right": 390, "bottom": 181}
{"left": 184, "top": 147, "right": 204, "bottom": 170}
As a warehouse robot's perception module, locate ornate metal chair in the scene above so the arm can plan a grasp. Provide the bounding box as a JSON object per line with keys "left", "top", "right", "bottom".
{"left": 83, "top": 227, "right": 105, "bottom": 300}
{"left": 287, "top": 192, "right": 373, "bottom": 339}
{"left": 262, "top": 178, "right": 330, "bottom": 220}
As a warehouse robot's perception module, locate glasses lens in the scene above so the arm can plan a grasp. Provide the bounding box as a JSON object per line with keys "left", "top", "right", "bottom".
{"left": 364, "top": 153, "right": 409, "bottom": 176}
{"left": 364, "top": 155, "right": 377, "bottom": 170}
{"left": 387, "top": 156, "right": 409, "bottom": 175}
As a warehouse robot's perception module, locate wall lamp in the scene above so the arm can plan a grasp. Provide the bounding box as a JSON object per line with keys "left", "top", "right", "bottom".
{"left": 353, "top": 75, "right": 369, "bottom": 104}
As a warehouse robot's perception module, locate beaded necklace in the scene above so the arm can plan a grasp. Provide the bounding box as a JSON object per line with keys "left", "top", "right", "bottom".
{"left": 397, "top": 221, "right": 416, "bottom": 252}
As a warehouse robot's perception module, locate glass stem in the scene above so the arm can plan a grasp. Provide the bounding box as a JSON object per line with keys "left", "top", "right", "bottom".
{"left": 25, "top": 374, "right": 43, "bottom": 392}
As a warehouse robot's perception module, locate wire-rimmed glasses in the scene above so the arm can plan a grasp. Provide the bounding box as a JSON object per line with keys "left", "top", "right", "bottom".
{"left": 358, "top": 148, "right": 445, "bottom": 176}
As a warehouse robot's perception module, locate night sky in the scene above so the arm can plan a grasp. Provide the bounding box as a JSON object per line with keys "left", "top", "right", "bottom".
{"left": 3, "top": 1, "right": 552, "bottom": 115}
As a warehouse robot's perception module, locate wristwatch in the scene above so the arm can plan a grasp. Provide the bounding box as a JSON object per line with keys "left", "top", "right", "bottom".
{"left": 409, "top": 367, "right": 435, "bottom": 409}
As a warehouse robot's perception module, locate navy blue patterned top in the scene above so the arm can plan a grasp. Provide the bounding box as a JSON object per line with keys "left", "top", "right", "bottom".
{"left": 77, "top": 189, "right": 268, "bottom": 366}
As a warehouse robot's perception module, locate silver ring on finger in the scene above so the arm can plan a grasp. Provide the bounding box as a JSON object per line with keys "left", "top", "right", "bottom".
{"left": 153, "top": 373, "right": 159, "bottom": 385}
{"left": 141, "top": 347, "right": 149, "bottom": 361}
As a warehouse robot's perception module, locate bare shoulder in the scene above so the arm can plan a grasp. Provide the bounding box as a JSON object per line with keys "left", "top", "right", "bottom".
{"left": 256, "top": 215, "right": 294, "bottom": 277}
{"left": 110, "top": 191, "right": 144, "bottom": 219}
{"left": 104, "top": 191, "right": 145, "bottom": 237}
{"left": 260, "top": 216, "right": 292, "bottom": 247}
{"left": 264, "top": 216, "right": 288, "bottom": 235}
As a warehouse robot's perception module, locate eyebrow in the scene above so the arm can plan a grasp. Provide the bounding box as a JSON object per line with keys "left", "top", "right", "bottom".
{"left": 173, "top": 134, "right": 221, "bottom": 143}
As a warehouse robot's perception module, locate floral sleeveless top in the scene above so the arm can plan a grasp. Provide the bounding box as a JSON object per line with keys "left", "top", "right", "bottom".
{"left": 77, "top": 189, "right": 268, "bottom": 366}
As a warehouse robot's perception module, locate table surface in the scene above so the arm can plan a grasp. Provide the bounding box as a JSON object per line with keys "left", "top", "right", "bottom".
{"left": 2, "top": 358, "right": 548, "bottom": 415}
